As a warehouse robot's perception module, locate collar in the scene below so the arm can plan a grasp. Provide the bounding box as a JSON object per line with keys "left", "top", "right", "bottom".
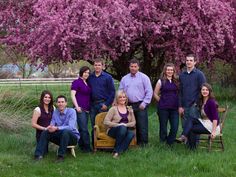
{"left": 129, "top": 71, "right": 139, "bottom": 77}
{"left": 58, "top": 108, "right": 68, "bottom": 115}
{"left": 183, "top": 67, "right": 197, "bottom": 74}
{"left": 92, "top": 71, "right": 104, "bottom": 77}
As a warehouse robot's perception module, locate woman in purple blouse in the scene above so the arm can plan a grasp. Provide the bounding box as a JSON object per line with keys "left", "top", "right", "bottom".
{"left": 177, "top": 83, "right": 220, "bottom": 149}
{"left": 71, "top": 66, "right": 92, "bottom": 152}
{"left": 153, "top": 63, "right": 179, "bottom": 145}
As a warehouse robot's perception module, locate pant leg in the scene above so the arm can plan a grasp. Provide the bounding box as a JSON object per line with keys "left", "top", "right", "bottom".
{"left": 134, "top": 107, "right": 149, "bottom": 145}
{"left": 108, "top": 126, "right": 134, "bottom": 153}
{"left": 77, "top": 111, "right": 90, "bottom": 151}
{"left": 167, "top": 109, "right": 179, "bottom": 145}
{"left": 157, "top": 108, "right": 169, "bottom": 143}
{"left": 187, "top": 122, "right": 210, "bottom": 150}
{"left": 34, "top": 130, "right": 50, "bottom": 156}
{"left": 57, "top": 129, "right": 78, "bottom": 157}
{"left": 181, "top": 106, "right": 200, "bottom": 129}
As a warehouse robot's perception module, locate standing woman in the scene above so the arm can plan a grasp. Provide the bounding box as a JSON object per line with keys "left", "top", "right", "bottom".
{"left": 177, "top": 83, "right": 220, "bottom": 149}
{"left": 32, "top": 90, "right": 54, "bottom": 143}
{"left": 71, "top": 66, "right": 92, "bottom": 152}
{"left": 104, "top": 90, "right": 136, "bottom": 158}
{"left": 153, "top": 63, "right": 179, "bottom": 145}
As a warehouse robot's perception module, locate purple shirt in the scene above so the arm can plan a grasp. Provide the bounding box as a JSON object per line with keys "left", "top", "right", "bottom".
{"left": 51, "top": 108, "right": 80, "bottom": 141}
{"left": 71, "top": 77, "right": 91, "bottom": 111}
{"left": 203, "top": 98, "right": 219, "bottom": 125}
{"left": 119, "top": 72, "right": 153, "bottom": 108}
{"left": 158, "top": 79, "right": 178, "bottom": 109}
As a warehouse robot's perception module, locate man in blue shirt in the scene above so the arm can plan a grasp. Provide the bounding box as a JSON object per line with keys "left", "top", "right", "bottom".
{"left": 88, "top": 59, "right": 115, "bottom": 147}
{"left": 179, "top": 54, "right": 206, "bottom": 129}
{"left": 34, "top": 95, "right": 79, "bottom": 162}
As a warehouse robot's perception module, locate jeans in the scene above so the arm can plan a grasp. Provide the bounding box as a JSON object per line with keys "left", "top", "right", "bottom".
{"left": 77, "top": 111, "right": 91, "bottom": 151}
{"left": 181, "top": 105, "right": 200, "bottom": 129}
{"left": 90, "top": 101, "right": 107, "bottom": 147}
{"left": 34, "top": 129, "right": 78, "bottom": 157}
{"left": 157, "top": 108, "right": 179, "bottom": 145}
{"left": 183, "top": 118, "right": 210, "bottom": 149}
{"left": 129, "top": 102, "right": 149, "bottom": 145}
{"left": 108, "top": 126, "right": 134, "bottom": 153}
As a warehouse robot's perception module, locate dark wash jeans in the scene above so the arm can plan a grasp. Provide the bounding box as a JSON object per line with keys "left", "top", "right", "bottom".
{"left": 157, "top": 107, "right": 179, "bottom": 145}
{"left": 129, "top": 102, "right": 149, "bottom": 145}
{"left": 108, "top": 125, "right": 134, "bottom": 153}
{"left": 181, "top": 105, "right": 200, "bottom": 129}
{"left": 183, "top": 118, "right": 210, "bottom": 149}
{"left": 34, "top": 129, "right": 78, "bottom": 157}
{"left": 77, "top": 111, "right": 91, "bottom": 151}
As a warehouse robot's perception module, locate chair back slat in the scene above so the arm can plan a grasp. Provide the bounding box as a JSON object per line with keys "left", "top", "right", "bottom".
{"left": 218, "top": 106, "right": 229, "bottom": 133}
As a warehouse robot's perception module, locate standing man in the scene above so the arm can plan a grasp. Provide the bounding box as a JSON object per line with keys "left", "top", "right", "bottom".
{"left": 179, "top": 54, "right": 206, "bottom": 129}
{"left": 88, "top": 59, "right": 116, "bottom": 146}
{"left": 34, "top": 95, "right": 80, "bottom": 162}
{"left": 119, "top": 59, "right": 153, "bottom": 146}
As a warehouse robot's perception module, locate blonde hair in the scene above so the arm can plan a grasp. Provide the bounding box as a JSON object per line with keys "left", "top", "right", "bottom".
{"left": 115, "top": 90, "right": 128, "bottom": 105}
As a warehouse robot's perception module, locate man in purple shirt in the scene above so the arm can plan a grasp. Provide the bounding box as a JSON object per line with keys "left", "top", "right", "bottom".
{"left": 119, "top": 59, "right": 153, "bottom": 146}
{"left": 34, "top": 95, "right": 79, "bottom": 162}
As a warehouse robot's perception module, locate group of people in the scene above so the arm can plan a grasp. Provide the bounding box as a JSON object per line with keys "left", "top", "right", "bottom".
{"left": 32, "top": 55, "right": 221, "bottom": 161}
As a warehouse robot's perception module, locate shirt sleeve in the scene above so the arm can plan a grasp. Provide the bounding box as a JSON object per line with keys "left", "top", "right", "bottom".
{"left": 104, "top": 75, "right": 116, "bottom": 107}
{"left": 34, "top": 107, "right": 41, "bottom": 114}
{"left": 71, "top": 80, "right": 79, "bottom": 91}
{"left": 140, "top": 75, "right": 153, "bottom": 108}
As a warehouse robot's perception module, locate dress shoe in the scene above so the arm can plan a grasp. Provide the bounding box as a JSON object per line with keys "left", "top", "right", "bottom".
{"left": 176, "top": 135, "right": 188, "bottom": 144}
{"left": 34, "top": 155, "right": 43, "bottom": 161}
{"left": 112, "top": 152, "right": 119, "bottom": 159}
{"left": 55, "top": 156, "right": 64, "bottom": 163}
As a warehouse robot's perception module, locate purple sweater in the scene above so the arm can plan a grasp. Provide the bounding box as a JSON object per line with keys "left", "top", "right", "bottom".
{"left": 203, "top": 98, "right": 219, "bottom": 125}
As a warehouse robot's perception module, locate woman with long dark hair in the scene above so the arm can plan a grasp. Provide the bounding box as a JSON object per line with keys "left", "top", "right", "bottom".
{"left": 177, "top": 83, "right": 220, "bottom": 149}
{"left": 32, "top": 90, "right": 54, "bottom": 143}
{"left": 153, "top": 63, "right": 179, "bottom": 145}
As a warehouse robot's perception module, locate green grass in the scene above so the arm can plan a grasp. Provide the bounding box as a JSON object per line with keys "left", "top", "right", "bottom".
{"left": 0, "top": 85, "right": 236, "bottom": 177}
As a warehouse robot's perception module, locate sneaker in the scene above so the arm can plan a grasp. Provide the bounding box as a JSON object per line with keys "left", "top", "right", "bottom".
{"left": 176, "top": 135, "right": 188, "bottom": 144}
{"left": 112, "top": 152, "right": 119, "bottom": 159}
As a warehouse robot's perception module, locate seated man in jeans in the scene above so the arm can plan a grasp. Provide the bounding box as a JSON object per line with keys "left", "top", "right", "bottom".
{"left": 34, "top": 95, "right": 80, "bottom": 162}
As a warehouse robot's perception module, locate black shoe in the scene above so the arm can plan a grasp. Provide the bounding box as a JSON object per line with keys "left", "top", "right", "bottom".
{"left": 55, "top": 156, "right": 64, "bottom": 163}
{"left": 34, "top": 155, "right": 43, "bottom": 161}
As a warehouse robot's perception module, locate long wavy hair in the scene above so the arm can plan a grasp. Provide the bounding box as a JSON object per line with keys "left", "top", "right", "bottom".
{"left": 199, "top": 83, "right": 217, "bottom": 108}
{"left": 160, "top": 63, "right": 179, "bottom": 87}
{"left": 39, "top": 90, "right": 54, "bottom": 113}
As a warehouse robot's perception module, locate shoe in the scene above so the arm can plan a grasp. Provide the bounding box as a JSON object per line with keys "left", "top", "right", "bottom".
{"left": 112, "top": 152, "right": 119, "bottom": 159}
{"left": 55, "top": 156, "right": 64, "bottom": 163}
{"left": 176, "top": 135, "right": 188, "bottom": 144}
{"left": 34, "top": 155, "right": 43, "bottom": 161}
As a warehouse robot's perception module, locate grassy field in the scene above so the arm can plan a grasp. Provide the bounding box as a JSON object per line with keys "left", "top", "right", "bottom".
{"left": 0, "top": 85, "right": 235, "bottom": 177}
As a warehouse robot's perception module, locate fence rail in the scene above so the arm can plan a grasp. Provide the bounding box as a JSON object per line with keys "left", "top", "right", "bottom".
{"left": 0, "top": 78, "right": 76, "bottom": 86}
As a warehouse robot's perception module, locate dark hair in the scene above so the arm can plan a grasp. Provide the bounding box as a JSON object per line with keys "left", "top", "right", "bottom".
{"left": 129, "top": 58, "right": 140, "bottom": 66}
{"left": 56, "top": 95, "right": 67, "bottom": 102}
{"left": 160, "top": 63, "right": 179, "bottom": 87}
{"left": 39, "top": 90, "right": 54, "bottom": 113}
{"left": 186, "top": 54, "right": 196, "bottom": 61}
{"left": 199, "top": 83, "right": 217, "bottom": 108}
{"left": 79, "top": 66, "right": 90, "bottom": 77}
{"left": 93, "top": 58, "right": 104, "bottom": 65}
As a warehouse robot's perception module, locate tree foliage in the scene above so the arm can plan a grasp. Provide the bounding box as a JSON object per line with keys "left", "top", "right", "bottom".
{"left": 0, "top": 0, "right": 235, "bottom": 82}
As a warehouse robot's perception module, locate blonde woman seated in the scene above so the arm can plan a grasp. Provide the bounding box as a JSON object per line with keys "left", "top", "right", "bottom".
{"left": 104, "top": 90, "right": 136, "bottom": 158}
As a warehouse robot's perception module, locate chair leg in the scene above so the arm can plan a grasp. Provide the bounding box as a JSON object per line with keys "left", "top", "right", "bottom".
{"left": 220, "top": 136, "right": 224, "bottom": 151}
{"left": 67, "top": 146, "right": 76, "bottom": 158}
{"left": 208, "top": 136, "right": 212, "bottom": 152}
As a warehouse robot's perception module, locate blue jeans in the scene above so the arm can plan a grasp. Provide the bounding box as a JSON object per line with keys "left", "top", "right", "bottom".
{"left": 77, "top": 111, "right": 91, "bottom": 151}
{"left": 183, "top": 118, "right": 210, "bottom": 149}
{"left": 34, "top": 129, "right": 78, "bottom": 157}
{"left": 157, "top": 108, "right": 179, "bottom": 145}
{"left": 181, "top": 105, "right": 200, "bottom": 129}
{"left": 108, "top": 126, "right": 134, "bottom": 153}
{"left": 129, "top": 102, "right": 149, "bottom": 145}
{"left": 90, "top": 101, "right": 107, "bottom": 147}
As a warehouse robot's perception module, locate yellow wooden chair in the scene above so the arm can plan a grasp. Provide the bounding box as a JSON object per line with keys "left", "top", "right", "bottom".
{"left": 198, "top": 106, "right": 229, "bottom": 151}
{"left": 93, "top": 112, "right": 137, "bottom": 152}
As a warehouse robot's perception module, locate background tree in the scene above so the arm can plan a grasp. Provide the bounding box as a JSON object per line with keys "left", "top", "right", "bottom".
{"left": 0, "top": 0, "right": 235, "bottom": 84}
